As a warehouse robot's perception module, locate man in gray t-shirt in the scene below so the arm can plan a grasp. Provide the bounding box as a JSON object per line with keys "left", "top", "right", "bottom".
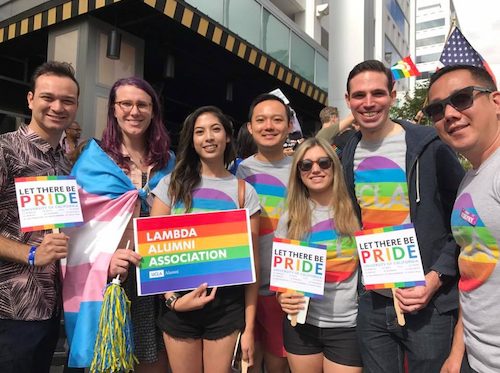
{"left": 427, "top": 65, "right": 500, "bottom": 373}
{"left": 236, "top": 93, "right": 292, "bottom": 373}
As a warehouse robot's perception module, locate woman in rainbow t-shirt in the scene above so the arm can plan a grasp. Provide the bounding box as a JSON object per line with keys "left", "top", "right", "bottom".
{"left": 150, "top": 106, "right": 260, "bottom": 373}
{"left": 276, "top": 137, "right": 363, "bottom": 373}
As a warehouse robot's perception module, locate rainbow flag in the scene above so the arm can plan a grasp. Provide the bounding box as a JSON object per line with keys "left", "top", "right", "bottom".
{"left": 135, "top": 209, "right": 256, "bottom": 295}
{"left": 61, "top": 140, "right": 174, "bottom": 367}
{"left": 390, "top": 56, "right": 421, "bottom": 80}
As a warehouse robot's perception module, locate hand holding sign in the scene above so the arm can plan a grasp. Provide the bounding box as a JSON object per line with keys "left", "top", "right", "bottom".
{"left": 277, "top": 292, "right": 307, "bottom": 315}
{"left": 108, "top": 246, "right": 142, "bottom": 280}
{"left": 395, "top": 271, "right": 442, "bottom": 314}
{"left": 169, "top": 283, "right": 217, "bottom": 312}
{"left": 35, "top": 232, "right": 69, "bottom": 266}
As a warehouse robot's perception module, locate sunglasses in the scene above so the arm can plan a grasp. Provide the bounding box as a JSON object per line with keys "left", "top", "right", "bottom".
{"left": 423, "top": 86, "right": 492, "bottom": 122}
{"left": 297, "top": 157, "right": 333, "bottom": 172}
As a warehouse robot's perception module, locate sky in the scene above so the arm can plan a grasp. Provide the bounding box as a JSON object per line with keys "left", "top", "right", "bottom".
{"left": 453, "top": 0, "right": 500, "bottom": 81}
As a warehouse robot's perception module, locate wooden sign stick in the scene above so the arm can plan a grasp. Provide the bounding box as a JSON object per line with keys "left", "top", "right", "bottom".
{"left": 392, "top": 288, "right": 406, "bottom": 326}
{"left": 290, "top": 292, "right": 310, "bottom": 327}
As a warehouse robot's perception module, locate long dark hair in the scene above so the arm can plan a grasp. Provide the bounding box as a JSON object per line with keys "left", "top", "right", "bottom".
{"left": 101, "top": 77, "right": 172, "bottom": 173}
{"left": 169, "top": 106, "right": 235, "bottom": 212}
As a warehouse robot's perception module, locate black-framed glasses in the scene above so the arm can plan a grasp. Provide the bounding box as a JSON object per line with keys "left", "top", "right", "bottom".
{"left": 298, "top": 157, "right": 333, "bottom": 172}
{"left": 423, "top": 86, "right": 492, "bottom": 122}
{"left": 68, "top": 128, "right": 82, "bottom": 132}
{"left": 115, "top": 101, "right": 152, "bottom": 113}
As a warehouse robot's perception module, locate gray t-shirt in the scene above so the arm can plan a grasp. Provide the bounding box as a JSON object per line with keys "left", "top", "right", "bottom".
{"left": 275, "top": 203, "right": 358, "bottom": 328}
{"left": 354, "top": 129, "right": 410, "bottom": 229}
{"left": 451, "top": 147, "right": 500, "bottom": 373}
{"left": 236, "top": 155, "right": 293, "bottom": 295}
{"left": 354, "top": 130, "right": 410, "bottom": 297}
{"left": 152, "top": 174, "right": 260, "bottom": 216}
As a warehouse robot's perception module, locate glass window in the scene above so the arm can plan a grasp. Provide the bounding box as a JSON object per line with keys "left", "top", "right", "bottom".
{"left": 416, "top": 52, "right": 442, "bottom": 64}
{"left": 227, "top": 0, "right": 261, "bottom": 48}
{"left": 291, "top": 32, "right": 314, "bottom": 82}
{"left": 416, "top": 18, "right": 445, "bottom": 31}
{"left": 384, "top": 37, "right": 402, "bottom": 66}
{"left": 416, "top": 71, "right": 432, "bottom": 80}
{"left": 185, "top": 0, "right": 224, "bottom": 24}
{"left": 418, "top": 4, "right": 441, "bottom": 11}
{"left": 262, "top": 9, "right": 289, "bottom": 66}
{"left": 416, "top": 34, "right": 445, "bottom": 47}
{"left": 315, "top": 53, "right": 328, "bottom": 92}
{"left": 385, "top": 0, "right": 409, "bottom": 38}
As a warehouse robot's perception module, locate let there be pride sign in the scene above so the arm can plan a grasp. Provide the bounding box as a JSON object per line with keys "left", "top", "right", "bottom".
{"left": 355, "top": 224, "right": 425, "bottom": 289}
{"left": 15, "top": 176, "right": 83, "bottom": 232}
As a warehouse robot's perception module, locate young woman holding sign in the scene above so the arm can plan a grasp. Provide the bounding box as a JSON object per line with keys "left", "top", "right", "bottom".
{"left": 102, "top": 77, "right": 174, "bottom": 372}
{"left": 275, "top": 137, "right": 363, "bottom": 373}
{"left": 150, "top": 106, "right": 260, "bottom": 373}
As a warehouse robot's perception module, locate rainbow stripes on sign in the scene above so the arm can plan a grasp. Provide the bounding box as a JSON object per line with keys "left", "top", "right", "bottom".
{"left": 390, "top": 56, "right": 421, "bottom": 81}
{"left": 270, "top": 238, "right": 327, "bottom": 299}
{"left": 355, "top": 223, "right": 415, "bottom": 237}
{"left": 15, "top": 175, "right": 76, "bottom": 182}
{"left": 135, "top": 209, "right": 255, "bottom": 295}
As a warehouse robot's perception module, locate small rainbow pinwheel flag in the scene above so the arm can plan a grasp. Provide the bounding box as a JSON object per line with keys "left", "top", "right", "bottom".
{"left": 390, "top": 56, "right": 421, "bottom": 81}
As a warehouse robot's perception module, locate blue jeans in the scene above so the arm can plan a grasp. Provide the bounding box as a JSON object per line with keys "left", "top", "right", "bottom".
{"left": 356, "top": 290, "right": 457, "bottom": 373}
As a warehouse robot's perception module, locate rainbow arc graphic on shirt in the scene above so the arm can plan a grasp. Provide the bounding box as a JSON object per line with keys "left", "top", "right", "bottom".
{"left": 309, "top": 219, "right": 358, "bottom": 283}
{"left": 451, "top": 193, "right": 499, "bottom": 292}
{"left": 243, "top": 173, "right": 287, "bottom": 236}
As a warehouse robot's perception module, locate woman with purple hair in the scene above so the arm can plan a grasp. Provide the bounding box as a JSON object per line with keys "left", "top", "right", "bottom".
{"left": 102, "top": 77, "right": 174, "bottom": 372}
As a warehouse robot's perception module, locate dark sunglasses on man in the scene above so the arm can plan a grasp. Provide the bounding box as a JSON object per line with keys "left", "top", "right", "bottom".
{"left": 423, "top": 85, "right": 492, "bottom": 122}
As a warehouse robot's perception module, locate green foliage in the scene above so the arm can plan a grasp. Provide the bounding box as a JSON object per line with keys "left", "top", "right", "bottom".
{"left": 390, "top": 81, "right": 432, "bottom": 126}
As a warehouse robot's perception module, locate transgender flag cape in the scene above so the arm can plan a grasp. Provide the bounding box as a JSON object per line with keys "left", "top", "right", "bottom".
{"left": 61, "top": 139, "right": 174, "bottom": 367}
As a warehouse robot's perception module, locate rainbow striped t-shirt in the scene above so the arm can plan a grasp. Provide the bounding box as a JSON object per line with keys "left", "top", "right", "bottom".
{"left": 354, "top": 130, "right": 410, "bottom": 230}
{"left": 237, "top": 155, "right": 293, "bottom": 296}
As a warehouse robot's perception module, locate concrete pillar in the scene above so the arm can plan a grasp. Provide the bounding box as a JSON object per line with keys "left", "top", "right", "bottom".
{"left": 48, "top": 17, "right": 144, "bottom": 140}
{"left": 328, "top": 0, "right": 368, "bottom": 118}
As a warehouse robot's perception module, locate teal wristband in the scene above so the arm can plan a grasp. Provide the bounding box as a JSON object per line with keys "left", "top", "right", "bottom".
{"left": 28, "top": 246, "right": 37, "bottom": 266}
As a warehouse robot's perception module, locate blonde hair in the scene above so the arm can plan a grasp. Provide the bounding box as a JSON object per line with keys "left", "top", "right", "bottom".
{"left": 286, "top": 137, "right": 359, "bottom": 240}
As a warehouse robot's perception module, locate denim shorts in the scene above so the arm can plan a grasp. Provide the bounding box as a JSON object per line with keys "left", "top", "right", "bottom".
{"left": 283, "top": 317, "right": 363, "bottom": 367}
{"left": 157, "top": 286, "right": 245, "bottom": 340}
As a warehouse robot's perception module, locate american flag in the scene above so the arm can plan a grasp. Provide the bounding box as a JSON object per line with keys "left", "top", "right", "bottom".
{"left": 439, "top": 26, "right": 496, "bottom": 83}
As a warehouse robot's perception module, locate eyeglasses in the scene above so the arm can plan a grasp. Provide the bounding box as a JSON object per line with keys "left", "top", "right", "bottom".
{"left": 68, "top": 128, "right": 82, "bottom": 132}
{"left": 297, "top": 157, "right": 333, "bottom": 172}
{"left": 115, "top": 101, "right": 152, "bottom": 113}
{"left": 423, "top": 86, "right": 492, "bottom": 122}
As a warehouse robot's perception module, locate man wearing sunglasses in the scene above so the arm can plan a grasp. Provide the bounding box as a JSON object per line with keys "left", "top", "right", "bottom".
{"left": 331, "top": 60, "right": 465, "bottom": 373}
{"left": 426, "top": 65, "right": 500, "bottom": 373}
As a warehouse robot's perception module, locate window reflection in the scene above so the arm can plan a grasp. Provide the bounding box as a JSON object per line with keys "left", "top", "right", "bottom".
{"left": 262, "top": 9, "right": 289, "bottom": 66}
{"left": 227, "top": 0, "right": 261, "bottom": 48}
{"left": 385, "top": 0, "right": 409, "bottom": 37}
{"left": 291, "top": 32, "right": 314, "bottom": 82}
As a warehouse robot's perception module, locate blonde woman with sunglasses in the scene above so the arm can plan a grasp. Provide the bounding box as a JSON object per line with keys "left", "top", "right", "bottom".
{"left": 276, "top": 138, "right": 363, "bottom": 373}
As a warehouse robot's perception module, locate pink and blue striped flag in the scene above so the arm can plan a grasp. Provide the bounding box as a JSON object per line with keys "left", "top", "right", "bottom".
{"left": 61, "top": 139, "right": 174, "bottom": 367}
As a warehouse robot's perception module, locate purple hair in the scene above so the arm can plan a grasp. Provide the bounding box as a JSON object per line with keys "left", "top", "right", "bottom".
{"left": 101, "top": 77, "right": 172, "bottom": 173}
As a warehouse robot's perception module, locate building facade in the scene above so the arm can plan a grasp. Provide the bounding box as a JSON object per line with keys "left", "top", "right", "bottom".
{"left": 0, "top": 0, "right": 329, "bottom": 139}
{"left": 416, "top": 0, "right": 458, "bottom": 83}
{"left": 327, "top": 0, "right": 416, "bottom": 118}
